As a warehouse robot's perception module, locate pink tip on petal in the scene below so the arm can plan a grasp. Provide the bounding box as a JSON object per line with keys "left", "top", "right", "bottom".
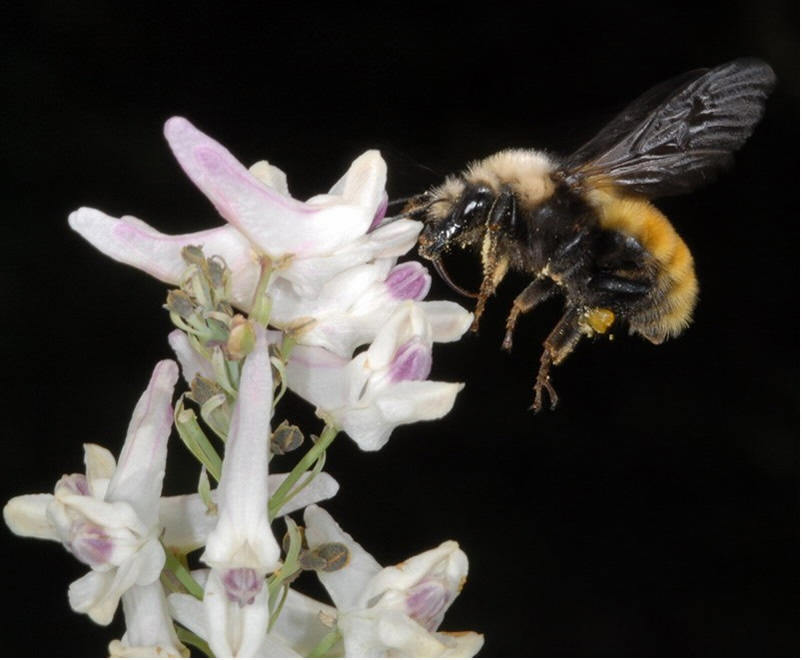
{"left": 368, "top": 192, "right": 389, "bottom": 231}
{"left": 385, "top": 262, "right": 431, "bottom": 301}
{"left": 389, "top": 339, "right": 433, "bottom": 383}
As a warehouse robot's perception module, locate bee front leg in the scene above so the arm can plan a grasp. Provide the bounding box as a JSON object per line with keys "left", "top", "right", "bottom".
{"left": 471, "top": 231, "right": 510, "bottom": 332}
{"left": 502, "top": 278, "right": 557, "bottom": 352}
{"left": 532, "top": 306, "right": 585, "bottom": 412}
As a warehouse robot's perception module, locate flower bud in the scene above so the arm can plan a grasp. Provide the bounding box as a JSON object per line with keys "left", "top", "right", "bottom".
{"left": 224, "top": 316, "right": 255, "bottom": 361}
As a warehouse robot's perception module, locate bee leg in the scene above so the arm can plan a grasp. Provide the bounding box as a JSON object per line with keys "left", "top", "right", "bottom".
{"left": 502, "top": 278, "right": 557, "bottom": 352}
{"left": 471, "top": 231, "right": 509, "bottom": 332}
{"left": 532, "top": 306, "right": 585, "bottom": 412}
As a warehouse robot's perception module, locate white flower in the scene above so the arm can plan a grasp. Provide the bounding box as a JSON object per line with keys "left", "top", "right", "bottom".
{"left": 3, "top": 361, "right": 179, "bottom": 625}
{"left": 195, "top": 325, "right": 282, "bottom": 657}
{"left": 285, "top": 301, "right": 468, "bottom": 450}
{"left": 67, "top": 117, "right": 422, "bottom": 316}
{"left": 158, "top": 471, "right": 340, "bottom": 555}
{"left": 169, "top": 572, "right": 336, "bottom": 658}
{"left": 304, "top": 505, "right": 483, "bottom": 657}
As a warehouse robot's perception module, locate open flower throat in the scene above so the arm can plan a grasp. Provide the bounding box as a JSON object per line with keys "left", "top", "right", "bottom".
{"left": 4, "top": 118, "right": 483, "bottom": 657}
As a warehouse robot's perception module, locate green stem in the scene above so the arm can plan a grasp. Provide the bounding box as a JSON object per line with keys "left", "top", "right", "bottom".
{"left": 163, "top": 548, "right": 205, "bottom": 600}
{"left": 268, "top": 425, "right": 338, "bottom": 520}
{"left": 175, "top": 624, "right": 213, "bottom": 657}
{"left": 249, "top": 256, "right": 274, "bottom": 327}
{"left": 306, "top": 628, "right": 341, "bottom": 658}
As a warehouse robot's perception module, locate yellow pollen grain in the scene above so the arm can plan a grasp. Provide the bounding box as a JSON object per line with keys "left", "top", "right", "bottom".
{"left": 586, "top": 308, "right": 615, "bottom": 333}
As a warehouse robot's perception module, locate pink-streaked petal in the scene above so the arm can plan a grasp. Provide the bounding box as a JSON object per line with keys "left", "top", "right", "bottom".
{"left": 365, "top": 302, "right": 429, "bottom": 370}
{"left": 369, "top": 192, "right": 389, "bottom": 230}
{"left": 106, "top": 361, "right": 178, "bottom": 528}
{"left": 203, "top": 327, "right": 279, "bottom": 572}
{"left": 204, "top": 567, "right": 270, "bottom": 657}
{"left": 68, "top": 208, "right": 259, "bottom": 309}
{"left": 389, "top": 339, "right": 433, "bottom": 382}
{"left": 164, "top": 117, "right": 372, "bottom": 256}
{"left": 303, "top": 505, "right": 382, "bottom": 610}
{"left": 384, "top": 262, "right": 431, "bottom": 301}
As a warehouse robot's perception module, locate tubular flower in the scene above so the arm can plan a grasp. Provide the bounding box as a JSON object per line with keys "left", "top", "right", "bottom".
{"left": 197, "top": 326, "right": 281, "bottom": 657}
{"left": 303, "top": 505, "right": 483, "bottom": 657}
{"left": 3, "top": 361, "right": 179, "bottom": 625}
{"left": 285, "top": 302, "right": 467, "bottom": 450}
{"left": 67, "top": 117, "right": 421, "bottom": 323}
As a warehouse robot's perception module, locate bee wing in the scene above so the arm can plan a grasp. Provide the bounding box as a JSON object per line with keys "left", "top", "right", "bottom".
{"left": 562, "top": 58, "right": 776, "bottom": 198}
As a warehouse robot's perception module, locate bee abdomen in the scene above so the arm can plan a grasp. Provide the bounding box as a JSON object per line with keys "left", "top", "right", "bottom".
{"left": 592, "top": 192, "right": 699, "bottom": 344}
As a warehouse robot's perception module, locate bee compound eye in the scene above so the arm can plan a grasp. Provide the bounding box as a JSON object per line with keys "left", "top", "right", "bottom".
{"left": 458, "top": 188, "right": 493, "bottom": 224}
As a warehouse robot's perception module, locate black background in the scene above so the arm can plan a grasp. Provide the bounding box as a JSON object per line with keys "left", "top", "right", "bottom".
{"left": 2, "top": 2, "right": 798, "bottom": 657}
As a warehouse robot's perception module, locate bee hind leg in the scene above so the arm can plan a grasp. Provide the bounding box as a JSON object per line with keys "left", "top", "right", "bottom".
{"left": 532, "top": 306, "right": 585, "bottom": 413}
{"left": 502, "top": 278, "right": 557, "bottom": 352}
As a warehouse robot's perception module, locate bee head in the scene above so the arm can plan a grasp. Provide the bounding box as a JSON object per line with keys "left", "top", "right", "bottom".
{"left": 414, "top": 182, "right": 495, "bottom": 260}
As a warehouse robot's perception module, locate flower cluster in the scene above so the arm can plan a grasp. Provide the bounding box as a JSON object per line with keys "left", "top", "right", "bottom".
{"left": 4, "top": 118, "right": 482, "bottom": 656}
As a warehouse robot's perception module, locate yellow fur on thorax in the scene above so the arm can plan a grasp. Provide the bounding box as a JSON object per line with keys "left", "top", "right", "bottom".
{"left": 587, "top": 188, "right": 699, "bottom": 343}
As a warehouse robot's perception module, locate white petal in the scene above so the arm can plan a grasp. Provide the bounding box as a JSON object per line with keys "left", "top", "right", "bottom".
{"left": 68, "top": 569, "right": 119, "bottom": 625}
{"left": 106, "top": 361, "right": 178, "bottom": 528}
{"left": 269, "top": 589, "right": 337, "bottom": 657}
{"left": 303, "top": 505, "right": 382, "bottom": 610}
{"left": 118, "top": 582, "right": 185, "bottom": 657}
{"left": 270, "top": 471, "right": 340, "bottom": 517}
{"left": 335, "top": 381, "right": 463, "bottom": 452}
{"left": 418, "top": 300, "right": 474, "bottom": 343}
{"left": 325, "top": 150, "right": 387, "bottom": 216}
{"left": 83, "top": 444, "right": 117, "bottom": 491}
{"left": 285, "top": 345, "right": 351, "bottom": 411}
{"left": 167, "top": 330, "right": 216, "bottom": 384}
{"left": 164, "top": 117, "right": 372, "bottom": 257}
{"left": 373, "top": 380, "right": 464, "bottom": 425}
{"left": 159, "top": 493, "right": 217, "bottom": 553}
{"left": 203, "top": 327, "right": 279, "bottom": 572}
{"left": 168, "top": 592, "right": 208, "bottom": 640}
{"left": 68, "top": 208, "right": 259, "bottom": 309}
{"left": 3, "top": 493, "right": 58, "bottom": 541}
{"left": 270, "top": 260, "right": 391, "bottom": 328}
{"left": 373, "top": 609, "right": 483, "bottom": 657}
{"left": 275, "top": 218, "right": 420, "bottom": 299}
{"left": 249, "top": 160, "right": 290, "bottom": 196}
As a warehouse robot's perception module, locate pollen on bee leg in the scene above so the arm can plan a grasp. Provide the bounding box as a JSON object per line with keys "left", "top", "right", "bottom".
{"left": 584, "top": 308, "right": 615, "bottom": 334}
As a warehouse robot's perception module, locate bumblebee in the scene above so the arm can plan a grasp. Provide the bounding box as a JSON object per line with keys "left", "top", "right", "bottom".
{"left": 406, "top": 58, "right": 775, "bottom": 411}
